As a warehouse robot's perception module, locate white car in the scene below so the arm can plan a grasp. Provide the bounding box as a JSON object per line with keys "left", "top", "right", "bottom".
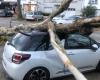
{"left": 52, "top": 15, "right": 82, "bottom": 24}
{"left": 2, "top": 31, "right": 100, "bottom": 80}
{"left": 25, "top": 11, "right": 43, "bottom": 20}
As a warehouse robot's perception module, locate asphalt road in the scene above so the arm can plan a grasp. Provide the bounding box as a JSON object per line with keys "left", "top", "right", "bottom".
{"left": 0, "top": 17, "right": 41, "bottom": 27}
{"left": 0, "top": 17, "right": 100, "bottom": 80}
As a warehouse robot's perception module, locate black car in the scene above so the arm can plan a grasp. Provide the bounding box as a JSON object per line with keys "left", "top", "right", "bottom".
{"left": 0, "top": 8, "right": 13, "bottom": 17}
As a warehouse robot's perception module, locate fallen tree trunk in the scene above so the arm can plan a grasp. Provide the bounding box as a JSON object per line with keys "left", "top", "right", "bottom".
{"left": 48, "top": 22, "right": 87, "bottom": 80}
{"left": 0, "top": 0, "right": 100, "bottom": 36}
{"left": 1, "top": 17, "right": 100, "bottom": 36}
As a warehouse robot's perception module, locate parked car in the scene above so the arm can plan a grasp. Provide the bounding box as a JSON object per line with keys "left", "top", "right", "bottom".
{"left": 25, "top": 11, "right": 44, "bottom": 20}
{"left": 52, "top": 15, "right": 82, "bottom": 24}
{"left": 2, "top": 31, "right": 100, "bottom": 80}
{"left": 0, "top": 9, "right": 13, "bottom": 17}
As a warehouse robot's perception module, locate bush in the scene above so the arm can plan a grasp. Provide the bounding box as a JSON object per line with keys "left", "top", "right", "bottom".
{"left": 82, "top": 5, "right": 97, "bottom": 17}
{"left": 0, "top": 36, "right": 10, "bottom": 45}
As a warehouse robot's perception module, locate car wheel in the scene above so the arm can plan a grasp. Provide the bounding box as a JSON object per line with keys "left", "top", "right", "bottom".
{"left": 96, "top": 61, "right": 100, "bottom": 72}
{"left": 23, "top": 67, "right": 50, "bottom": 80}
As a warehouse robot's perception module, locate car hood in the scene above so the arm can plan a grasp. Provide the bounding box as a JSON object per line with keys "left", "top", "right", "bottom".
{"left": 52, "top": 17, "right": 62, "bottom": 20}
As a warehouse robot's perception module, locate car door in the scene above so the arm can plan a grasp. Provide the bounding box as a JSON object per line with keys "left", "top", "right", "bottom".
{"left": 44, "top": 40, "right": 65, "bottom": 76}
{"left": 64, "top": 34, "right": 100, "bottom": 72}
{"left": 37, "top": 11, "right": 42, "bottom": 19}
{"left": 35, "top": 12, "right": 40, "bottom": 20}
{"left": 34, "top": 36, "right": 65, "bottom": 76}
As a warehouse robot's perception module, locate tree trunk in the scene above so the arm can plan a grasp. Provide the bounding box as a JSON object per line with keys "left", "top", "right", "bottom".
{"left": 17, "top": 0, "right": 23, "bottom": 19}
{"left": 48, "top": 22, "right": 87, "bottom": 80}
{"left": 49, "top": 0, "right": 73, "bottom": 20}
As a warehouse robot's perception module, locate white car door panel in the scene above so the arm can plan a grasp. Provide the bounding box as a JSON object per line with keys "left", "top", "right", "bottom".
{"left": 64, "top": 34, "right": 100, "bottom": 72}
{"left": 45, "top": 50, "right": 65, "bottom": 76}
{"left": 66, "top": 49, "right": 99, "bottom": 70}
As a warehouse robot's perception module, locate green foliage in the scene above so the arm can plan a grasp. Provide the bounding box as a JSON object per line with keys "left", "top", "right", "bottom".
{"left": 82, "top": 5, "right": 97, "bottom": 17}
{"left": 0, "top": 36, "right": 9, "bottom": 45}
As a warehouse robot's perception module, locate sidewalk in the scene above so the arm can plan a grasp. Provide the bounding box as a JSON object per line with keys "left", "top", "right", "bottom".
{"left": 0, "top": 15, "right": 42, "bottom": 28}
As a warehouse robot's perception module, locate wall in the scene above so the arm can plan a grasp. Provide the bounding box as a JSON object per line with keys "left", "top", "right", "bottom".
{"left": 40, "top": 0, "right": 85, "bottom": 16}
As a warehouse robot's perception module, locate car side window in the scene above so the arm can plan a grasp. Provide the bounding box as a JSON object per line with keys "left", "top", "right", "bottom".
{"left": 35, "top": 41, "right": 53, "bottom": 51}
{"left": 33, "top": 36, "right": 53, "bottom": 51}
{"left": 65, "top": 34, "right": 91, "bottom": 49}
{"left": 34, "top": 12, "right": 38, "bottom": 15}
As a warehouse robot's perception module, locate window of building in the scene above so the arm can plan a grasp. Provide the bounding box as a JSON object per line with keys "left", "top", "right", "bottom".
{"left": 89, "top": 0, "right": 98, "bottom": 4}
{"left": 44, "top": 0, "right": 61, "bottom": 3}
{"left": 67, "top": 8, "right": 76, "bottom": 11}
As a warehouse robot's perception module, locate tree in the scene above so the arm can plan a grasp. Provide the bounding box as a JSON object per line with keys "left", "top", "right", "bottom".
{"left": 1, "top": 0, "right": 100, "bottom": 80}
{"left": 17, "top": 0, "right": 23, "bottom": 19}
{"left": 82, "top": 5, "right": 97, "bottom": 17}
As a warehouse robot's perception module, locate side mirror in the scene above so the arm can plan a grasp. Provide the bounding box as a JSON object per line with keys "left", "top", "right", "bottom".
{"left": 91, "top": 44, "right": 98, "bottom": 51}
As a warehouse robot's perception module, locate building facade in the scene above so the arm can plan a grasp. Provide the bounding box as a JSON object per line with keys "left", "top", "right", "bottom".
{"left": 2, "top": 0, "right": 100, "bottom": 16}
{"left": 30, "top": 0, "right": 83, "bottom": 16}
{"left": 34, "top": 0, "right": 100, "bottom": 16}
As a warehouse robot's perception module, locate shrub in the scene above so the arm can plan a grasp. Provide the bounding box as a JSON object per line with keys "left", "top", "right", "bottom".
{"left": 82, "top": 5, "right": 97, "bottom": 17}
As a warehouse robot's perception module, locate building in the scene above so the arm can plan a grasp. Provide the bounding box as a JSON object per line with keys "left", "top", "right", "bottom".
{"left": 0, "top": 0, "right": 17, "bottom": 11}
{"left": 32, "top": 0, "right": 100, "bottom": 16}
{"left": 28, "top": 0, "right": 83, "bottom": 17}
{"left": 2, "top": 0, "right": 100, "bottom": 16}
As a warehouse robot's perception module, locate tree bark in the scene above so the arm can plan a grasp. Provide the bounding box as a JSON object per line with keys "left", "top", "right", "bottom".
{"left": 48, "top": 22, "right": 87, "bottom": 80}
{"left": 49, "top": 0, "right": 73, "bottom": 20}
{"left": 17, "top": 0, "right": 23, "bottom": 19}
{"left": 0, "top": 17, "right": 100, "bottom": 36}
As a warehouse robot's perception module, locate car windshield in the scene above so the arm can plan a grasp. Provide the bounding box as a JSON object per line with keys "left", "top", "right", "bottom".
{"left": 9, "top": 32, "right": 47, "bottom": 51}
{"left": 66, "top": 16, "right": 80, "bottom": 20}
{"left": 27, "top": 12, "right": 33, "bottom": 15}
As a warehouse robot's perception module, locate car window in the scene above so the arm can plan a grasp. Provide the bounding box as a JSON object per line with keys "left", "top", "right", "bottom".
{"left": 65, "top": 34, "right": 91, "bottom": 49}
{"left": 34, "top": 12, "right": 38, "bottom": 15}
{"left": 10, "top": 33, "right": 53, "bottom": 51}
{"left": 38, "top": 11, "right": 42, "bottom": 15}
{"left": 29, "top": 36, "right": 53, "bottom": 51}
{"left": 27, "top": 12, "right": 33, "bottom": 15}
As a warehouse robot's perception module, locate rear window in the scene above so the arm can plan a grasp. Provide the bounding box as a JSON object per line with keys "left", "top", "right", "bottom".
{"left": 9, "top": 33, "right": 47, "bottom": 51}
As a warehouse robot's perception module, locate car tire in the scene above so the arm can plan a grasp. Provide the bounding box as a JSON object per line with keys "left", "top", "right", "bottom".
{"left": 96, "top": 61, "right": 100, "bottom": 72}
{"left": 23, "top": 67, "right": 50, "bottom": 80}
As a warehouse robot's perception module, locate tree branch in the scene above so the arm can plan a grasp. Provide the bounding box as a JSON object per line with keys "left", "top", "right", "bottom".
{"left": 48, "top": 22, "right": 87, "bottom": 80}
